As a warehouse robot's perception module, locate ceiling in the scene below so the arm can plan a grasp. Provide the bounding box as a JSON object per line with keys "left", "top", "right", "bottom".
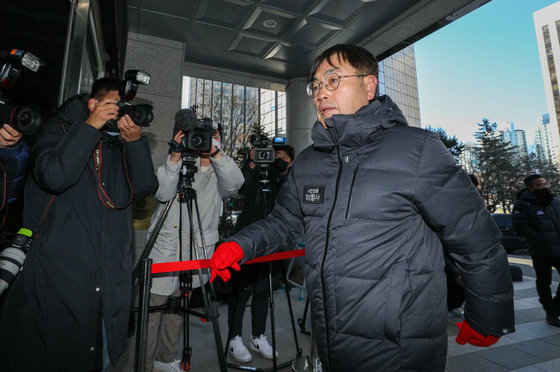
{"left": 128, "top": 0, "right": 491, "bottom": 81}
{"left": 0, "top": 0, "right": 69, "bottom": 111}
{"left": 0, "top": 0, "right": 490, "bottom": 112}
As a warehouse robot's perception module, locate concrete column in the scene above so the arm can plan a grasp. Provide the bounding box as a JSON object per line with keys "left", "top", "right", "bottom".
{"left": 124, "top": 32, "right": 184, "bottom": 254}
{"left": 286, "top": 77, "right": 317, "bottom": 156}
{"left": 125, "top": 32, "right": 185, "bottom": 168}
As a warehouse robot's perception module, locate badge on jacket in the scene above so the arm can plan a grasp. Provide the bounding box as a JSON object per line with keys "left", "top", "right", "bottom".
{"left": 536, "top": 211, "right": 545, "bottom": 215}
{"left": 304, "top": 186, "right": 324, "bottom": 204}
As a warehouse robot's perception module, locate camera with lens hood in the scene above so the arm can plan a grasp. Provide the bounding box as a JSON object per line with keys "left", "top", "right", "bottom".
{"left": 0, "top": 49, "right": 42, "bottom": 136}
{"left": 103, "top": 70, "right": 154, "bottom": 132}
{"left": 171, "top": 108, "right": 218, "bottom": 154}
{"left": 0, "top": 228, "right": 33, "bottom": 296}
{"left": 250, "top": 134, "right": 279, "bottom": 164}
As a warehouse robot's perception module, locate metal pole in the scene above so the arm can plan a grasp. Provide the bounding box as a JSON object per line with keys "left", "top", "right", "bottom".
{"left": 134, "top": 258, "right": 152, "bottom": 372}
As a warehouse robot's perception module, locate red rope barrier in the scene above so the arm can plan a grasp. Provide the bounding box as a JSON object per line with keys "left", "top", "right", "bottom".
{"left": 151, "top": 249, "right": 305, "bottom": 274}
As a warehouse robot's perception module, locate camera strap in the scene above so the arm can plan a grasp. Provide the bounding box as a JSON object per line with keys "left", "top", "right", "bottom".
{"left": 93, "top": 143, "right": 133, "bottom": 210}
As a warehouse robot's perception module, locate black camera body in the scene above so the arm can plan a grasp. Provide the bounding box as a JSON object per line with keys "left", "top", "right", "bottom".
{"left": 0, "top": 49, "right": 42, "bottom": 135}
{"left": 180, "top": 118, "right": 214, "bottom": 153}
{"left": 103, "top": 70, "right": 153, "bottom": 132}
{"left": 250, "top": 134, "right": 274, "bottom": 164}
{"left": 104, "top": 101, "right": 154, "bottom": 132}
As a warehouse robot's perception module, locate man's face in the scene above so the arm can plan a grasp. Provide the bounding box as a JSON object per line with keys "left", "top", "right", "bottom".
{"left": 530, "top": 177, "right": 548, "bottom": 192}
{"left": 312, "top": 54, "right": 377, "bottom": 128}
{"left": 275, "top": 150, "right": 293, "bottom": 167}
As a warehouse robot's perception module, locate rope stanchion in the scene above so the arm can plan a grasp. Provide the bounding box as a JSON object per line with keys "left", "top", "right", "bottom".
{"left": 151, "top": 249, "right": 305, "bottom": 274}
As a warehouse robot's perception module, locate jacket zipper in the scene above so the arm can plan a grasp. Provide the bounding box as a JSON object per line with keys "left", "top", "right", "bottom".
{"left": 345, "top": 165, "right": 359, "bottom": 219}
{"left": 321, "top": 142, "right": 343, "bottom": 369}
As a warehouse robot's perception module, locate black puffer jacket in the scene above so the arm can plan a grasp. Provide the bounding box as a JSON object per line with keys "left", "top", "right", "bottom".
{"left": 230, "top": 96, "right": 514, "bottom": 371}
{"left": 512, "top": 188, "right": 560, "bottom": 257}
{"left": 0, "top": 94, "right": 158, "bottom": 371}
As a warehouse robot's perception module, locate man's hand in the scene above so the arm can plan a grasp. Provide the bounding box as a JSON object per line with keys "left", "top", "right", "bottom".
{"left": 169, "top": 131, "right": 185, "bottom": 164}
{"left": 210, "top": 241, "right": 244, "bottom": 282}
{"left": 118, "top": 114, "right": 142, "bottom": 142}
{"left": 247, "top": 148, "right": 256, "bottom": 169}
{"left": 0, "top": 124, "right": 23, "bottom": 148}
{"left": 456, "top": 321, "right": 499, "bottom": 347}
{"left": 86, "top": 98, "right": 119, "bottom": 129}
{"left": 200, "top": 131, "right": 222, "bottom": 159}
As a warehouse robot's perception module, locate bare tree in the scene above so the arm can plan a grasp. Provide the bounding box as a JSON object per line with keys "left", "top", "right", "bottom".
{"left": 197, "top": 86, "right": 261, "bottom": 163}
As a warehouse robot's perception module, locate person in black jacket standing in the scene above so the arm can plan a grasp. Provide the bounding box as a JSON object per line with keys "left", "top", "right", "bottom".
{"left": 227, "top": 144, "right": 294, "bottom": 363}
{"left": 513, "top": 174, "right": 560, "bottom": 327}
{"left": 210, "top": 44, "right": 514, "bottom": 372}
{"left": 0, "top": 77, "right": 158, "bottom": 372}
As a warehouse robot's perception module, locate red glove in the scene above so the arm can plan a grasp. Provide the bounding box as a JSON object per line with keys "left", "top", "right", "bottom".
{"left": 210, "top": 241, "right": 244, "bottom": 283}
{"left": 456, "top": 321, "right": 499, "bottom": 347}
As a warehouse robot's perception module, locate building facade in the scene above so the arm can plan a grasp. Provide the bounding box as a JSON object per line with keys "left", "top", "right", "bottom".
{"left": 500, "top": 120, "right": 528, "bottom": 157}
{"left": 534, "top": 3, "right": 560, "bottom": 157}
{"left": 378, "top": 45, "right": 422, "bottom": 128}
{"left": 535, "top": 113, "right": 559, "bottom": 164}
{"left": 458, "top": 142, "right": 478, "bottom": 174}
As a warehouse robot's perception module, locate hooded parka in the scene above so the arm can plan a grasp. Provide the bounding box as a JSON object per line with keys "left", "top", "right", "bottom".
{"left": 0, "top": 94, "right": 158, "bottom": 371}
{"left": 513, "top": 188, "right": 560, "bottom": 257}
{"left": 230, "top": 96, "right": 514, "bottom": 371}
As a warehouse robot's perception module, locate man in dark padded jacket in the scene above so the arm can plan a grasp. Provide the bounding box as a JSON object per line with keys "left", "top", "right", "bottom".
{"left": 210, "top": 44, "right": 514, "bottom": 372}
{"left": 0, "top": 77, "right": 158, "bottom": 372}
{"left": 513, "top": 174, "right": 560, "bottom": 327}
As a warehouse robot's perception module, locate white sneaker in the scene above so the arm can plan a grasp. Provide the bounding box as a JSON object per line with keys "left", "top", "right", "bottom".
{"left": 250, "top": 334, "right": 279, "bottom": 359}
{"left": 229, "top": 335, "right": 252, "bottom": 362}
{"left": 153, "top": 359, "right": 182, "bottom": 372}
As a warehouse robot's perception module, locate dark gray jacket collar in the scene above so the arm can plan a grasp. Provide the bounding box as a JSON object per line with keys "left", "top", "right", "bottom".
{"left": 311, "top": 95, "right": 409, "bottom": 152}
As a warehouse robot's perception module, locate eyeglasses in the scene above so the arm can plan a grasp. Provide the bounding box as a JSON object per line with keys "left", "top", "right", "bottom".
{"left": 306, "top": 73, "right": 369, "bottom": 98}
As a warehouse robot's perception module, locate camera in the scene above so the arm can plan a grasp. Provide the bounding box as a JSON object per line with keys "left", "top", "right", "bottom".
{"left": 0, "top": 228, "right": 33, "bottom": 296}
{"left": 0, "top": 49, "right": 42, "bottom": 135}
{"left": 179, "top": 117, "right": 214, "bottom": 153}
{"left": 172, "top": 108, "right": 218, "bottom": 153}
{"left": 250, "top": 134, "right": 287, "bottom": 164}
{"left": 250, "top": 134, "right": 274, "bottom": 164}
{"left": 103, "top": 70, "right": 154, "bottom": 132}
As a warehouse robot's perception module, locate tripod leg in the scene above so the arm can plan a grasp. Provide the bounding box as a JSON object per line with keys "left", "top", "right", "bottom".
{"left": 281, "top": 262, "right": 303, "bottom": 355}
{"left": 268, "top": 262, "right": 278, "bottom": 372}
{"left": 297, "top": 296, "right": 311, "bottom": 336}
{"left": 134, "top": 258, "right": 152, "bottom": 372}
{"left": 186, "top": 193, "right": 227, "bottom": 372}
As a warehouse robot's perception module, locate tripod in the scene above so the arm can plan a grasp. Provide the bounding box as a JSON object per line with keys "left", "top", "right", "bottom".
{"left": 134, "top": 151, "right": 227, "bottom": 372}
{"left": 225, "top": 163, "right": 302, "bottom": 371}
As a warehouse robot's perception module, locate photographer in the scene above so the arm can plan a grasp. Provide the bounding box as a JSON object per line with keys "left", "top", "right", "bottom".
{"left": 0, "top": 124, "right": 27, "bottom": 228}
{"left": 227, "top": 144, "right": 294, "bottom": 363}
{"left": 0, "top": 77, "right": 158, "bottom": 372}
{"left": 145, "top": 124, "right": 243, "bottom": 372}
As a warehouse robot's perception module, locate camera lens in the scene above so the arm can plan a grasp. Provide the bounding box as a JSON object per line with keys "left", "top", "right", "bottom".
{"left": 0, "top": 104, "right": 42, "bottom": 135}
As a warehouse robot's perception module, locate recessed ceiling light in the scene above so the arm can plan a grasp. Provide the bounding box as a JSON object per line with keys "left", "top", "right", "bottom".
{"left": 263, "top": 18, "right": 278, "bottom": 29}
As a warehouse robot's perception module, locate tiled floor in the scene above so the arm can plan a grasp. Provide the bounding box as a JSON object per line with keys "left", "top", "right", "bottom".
{"left": 114, "top": 266, "right": 560, "bottom": 371}
{"left": 446, "top": 277, "right": 560, "bottom": 372}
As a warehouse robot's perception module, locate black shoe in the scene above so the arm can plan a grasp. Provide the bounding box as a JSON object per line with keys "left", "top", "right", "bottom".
{"left": 546, "top": 314, "right": 560, "bottom": 327}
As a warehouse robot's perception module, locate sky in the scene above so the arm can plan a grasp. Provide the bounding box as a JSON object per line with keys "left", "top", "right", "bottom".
{"left": 415, "top": 0, "right": 559, "bottom": 146}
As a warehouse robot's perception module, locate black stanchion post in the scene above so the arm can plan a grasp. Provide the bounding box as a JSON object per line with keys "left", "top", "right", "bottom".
{"left": 134, "top": 258, "right": 152, "bottom": 372}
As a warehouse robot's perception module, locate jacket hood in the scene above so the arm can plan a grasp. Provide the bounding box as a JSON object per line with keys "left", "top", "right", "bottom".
{"left": 311, "top": 95, "right": 408, "bottom": 152}
{"left": 55, "top": 93, "right": 90, "bottom": 129}
{"left": 517, "top": 187, "right": 540, "bottom": 203}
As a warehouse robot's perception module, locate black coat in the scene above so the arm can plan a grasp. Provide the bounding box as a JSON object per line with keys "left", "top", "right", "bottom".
{"left": 513, "top": 188, "right": 560, "bottom": 257}
{"left": 0, "top": 94, "right": 158, "bottom": 371}
{"left": 230, "top": 160, "right": 286, "bottom": 293}
{"left": 230, "top": 96, "right": 514, "bottom": 371}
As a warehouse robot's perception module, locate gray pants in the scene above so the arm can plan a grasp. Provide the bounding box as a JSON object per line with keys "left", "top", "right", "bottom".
{"left": 145, "top": 291, "right": 183, "bottom": 371}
